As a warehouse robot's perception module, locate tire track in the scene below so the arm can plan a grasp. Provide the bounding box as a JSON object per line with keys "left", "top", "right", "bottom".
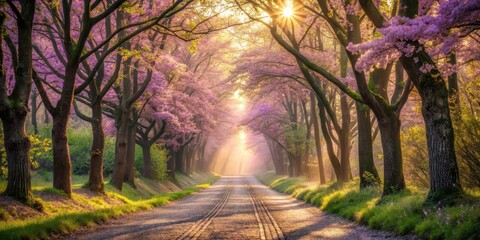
{"left": 246, "top": 184, "right": 285, "bottom": 240}
{"left": 177, "top": 178, "right": 232, "bottom": 240}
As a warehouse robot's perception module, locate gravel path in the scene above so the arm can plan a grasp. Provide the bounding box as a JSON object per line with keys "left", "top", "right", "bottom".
{"left": 63, "top": 176, "right": 411, "bottom": 239}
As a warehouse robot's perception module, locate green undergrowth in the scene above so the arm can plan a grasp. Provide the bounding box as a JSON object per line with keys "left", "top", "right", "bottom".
{"left": 258, "top": 172, "right": 480, "bottom": 240}
{"left": 0, "top": 173, "right": 219, "bottom": 240}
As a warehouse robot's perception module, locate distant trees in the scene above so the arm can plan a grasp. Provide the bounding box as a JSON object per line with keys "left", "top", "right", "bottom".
{"left": 1, "top": 0, "right": 238, "bottom": 201}
{"left": 235, "top": 0, "right": 479, "bottom": 202}
{"left": 1, "top": 0, "right": 478, "bottom": 207}
{"left": 236, "top": 33, "right": 378, "bottom": 186}
{"left": 248, "top": 0, "right": 409, "bottom": 193}
{"left": 32, "top": 0, "right": 197, "bottom": 193}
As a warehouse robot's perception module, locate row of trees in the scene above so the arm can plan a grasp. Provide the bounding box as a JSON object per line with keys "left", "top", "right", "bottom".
{"left": 1, "top": 0, "right": 478, "bottom": 207}
{"left": 235, "top": 0, "right": 480, "bottom": 203}
{"left": 0, "top": 0, "right": 237, "bottom": 204}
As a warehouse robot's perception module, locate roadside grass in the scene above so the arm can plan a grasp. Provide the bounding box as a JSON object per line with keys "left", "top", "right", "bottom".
{"left": 29, "top": 172, "right": 90, "bottom": 191}
{"left": 0, "top": 174, "right": 219, "bottom": 240}
{"left": 258, "top": 172, "right": 480, "bottom": 240}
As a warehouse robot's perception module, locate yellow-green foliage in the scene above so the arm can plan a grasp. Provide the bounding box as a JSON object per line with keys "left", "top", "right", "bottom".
{"left": 0, "top": 132, "right": 51, "bottom": 181}
{"left": 258, "top": 172, "right": 480, "bottom": 240}
{"left": 401, "top": 76, "right": 480, "bottom": 189}
{"left": 151, "top": 144, "right": 168, "bottom": 180}
{"left": 29, "top": 135, "right": 52, "bottom": 168}
{"left": 0, "top": 208, "right": 11, "bottom": 221}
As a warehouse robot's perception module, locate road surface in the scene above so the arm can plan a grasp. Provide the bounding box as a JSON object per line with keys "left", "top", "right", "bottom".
{"left": 64, "top": 176, "right": 408, "bottom": 239}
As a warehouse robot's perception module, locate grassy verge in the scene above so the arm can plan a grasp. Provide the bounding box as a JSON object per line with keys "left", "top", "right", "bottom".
{"left": 0, "top": 175, "right": 219, "bottom": 240}
{"left": 258, "top": 172, "right": 480, "bottom": 240}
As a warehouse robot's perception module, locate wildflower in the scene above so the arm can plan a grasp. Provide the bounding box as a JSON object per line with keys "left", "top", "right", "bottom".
{"left": 423, "top": 209, "right": 429, "bottom": 216}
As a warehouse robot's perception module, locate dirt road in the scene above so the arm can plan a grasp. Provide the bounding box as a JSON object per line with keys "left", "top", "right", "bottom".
{"left": 64, "top": 176, "right": 407, "bottom": 239}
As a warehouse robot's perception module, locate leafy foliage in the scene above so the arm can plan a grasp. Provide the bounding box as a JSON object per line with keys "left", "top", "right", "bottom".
{"left": 151, "top": 144, "right": 168, "bottom": 180}
{"left": 0, "top": 125, "right": 48, "bottom": 180}
{"left": 401, "top": 126, "right": 430, "bottom": 189}
{"left": 401, "top": 71, "right": 480, "bottom": 189}
{"left": 259, "top": 172, "right": 480, "bottom": 240}
{"left": 29, "top": 135, "right": 52, "bottom": 170}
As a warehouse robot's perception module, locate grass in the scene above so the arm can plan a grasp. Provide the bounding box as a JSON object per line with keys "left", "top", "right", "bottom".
{"left": 258, "top": 172, "right": 480, "bottom": 240}
{"left": 0, "top": 174, "right": 219, "bottom": 240}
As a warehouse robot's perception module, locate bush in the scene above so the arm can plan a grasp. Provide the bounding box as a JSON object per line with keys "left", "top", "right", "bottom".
{"left": 455, "top": 114, "right": 480, "bottom": 187}
{"left": 402, "top": 117, "right": 480, "bottom": 189}
{"left": 401, "top": 126, "right": 430, "bottom": 189}
{"left": 151, "top": 144, "right": 167, "bottom": 180}
{"left": 64, "top": 127, "right": 117, "bottom": 176}
{"left": 0, "top": 124, "right": 48, "bottom": 180}
{"left": 134, "top": 144, "right": 167, "bottom": 180}
{"left": 0, "top": 125, "right": 167, "bottom": 180}
{"left": 67, "top": 129, "right": 92, "bottom": 175}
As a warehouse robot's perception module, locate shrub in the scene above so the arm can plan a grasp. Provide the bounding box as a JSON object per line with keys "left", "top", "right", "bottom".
{"left": 455, "top": 114, "right": 480, "bottom": 187}
{"left": 0, "top": 123, "right": 47, "bottom": 180}
{"left": 402, "top": 119, "right": 480, "bottom": 189}
{"left": 63, "top": 127, "right": 117, "bottom": 176}
{"left": 401, "top": 126, "right": 430, "bottom": 189}
{"left": 151, "top": 144, "right": 167, "bottom": 180}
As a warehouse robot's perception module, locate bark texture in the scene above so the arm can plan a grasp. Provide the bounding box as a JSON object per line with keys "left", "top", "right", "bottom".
{"left": 88, "top": 101, "right": 105, "bottom": 192}
{"left": 0, "top": 0, "right": 36, "bottom": 203}
{"left": 356, "top": 103, "right": 380, "bottom": 188}
{"left": 378, "top": 115, "right": 405, "bottom": 194}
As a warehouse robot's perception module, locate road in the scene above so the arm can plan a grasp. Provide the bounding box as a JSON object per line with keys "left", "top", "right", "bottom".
{"left": 65, "top": 176, "right": 407, "bottom": 240}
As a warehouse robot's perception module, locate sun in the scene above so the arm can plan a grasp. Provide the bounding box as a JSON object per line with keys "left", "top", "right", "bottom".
{"left": 232, "top": 89, "right": 246, "bottom": 111}
{"left": 282, "top": 0, "right": 294, "bottom": 18}
{"left": 238, "top": 129, "right": 246, "bottom": 141}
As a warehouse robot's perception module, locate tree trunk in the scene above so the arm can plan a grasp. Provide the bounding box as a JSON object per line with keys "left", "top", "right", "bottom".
{"left": 378, "top": 115, "right": 405, "bottom": 195}
{"left": 124, "top": 123, "right": 136, "bottom": 186}
{"left": 0, "top": 1, "right": 35, "bottom": 203}
{"left": 167, "top": 146, "right": 176, "bottom": 179}
{"left": 88, "top": 101, "right": 105, "bottom": 192}
{"left": 175, "top": 147, "right": 186, "bottom": 174}
{"left": 44, "top": 107, "right": 50, "bottom": 125}
{"left": 30, "top": 91, "right": 38, "bottom": 134}
{"left": 185, "top": 146, "right": 195, "bottom": 175}
{"left": 111, "top": 108, "right": 129, "bottom": 190}
{"left": 339, "top": 93, "right": 352, "bottom": 182}
{"left": 196, "top": 141, "right": 207, "bottom": 172}
{"left": 418, "top": 75, "right": 461, "bottom": 201}
{"left": 293, "top": 153, "right": 303, "bottom": 177}
{"left": 447, "top": 52, "right": 460, "bottom": 119}
{"left": 2, "top": 115, "right": 32, "bottom": 202}
{"left": 287, "top": 156, "right": 294, "bottom": 177}
{"left": 52, "top": 113, "right": 72, "bottom": 195}
{"left": 266, "top": 139, "right": 281, "bottom": 175}
{"left": 142, "top": 143, "right": 154, "bottom": 179}
{"left": 188, "top": 149, "right": 194, "bottom": 175}
{"left": 311, "top": 94, "right": 326, "bottom": 184}
{"left": 317, "top": 101, "right": 343, "bottom": 181}
{"left": 397, "top": 0, "right": 461, "bottom": 202}
{"left": 279, "top": 147, "right": 287, "bottom": 175}
{"left": 356, "top": 102, "right": 380, "bottom": 188}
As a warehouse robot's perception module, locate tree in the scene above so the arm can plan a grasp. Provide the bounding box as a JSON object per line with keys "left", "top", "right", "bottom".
{"left": 33, "top": 0, "right": 195, "bottom": 194}
{"left": 354, "top": 0, "right": 469, "bottom": 202}
{"left": 0, "top": 0, "right": 36, "bottom": 203}
{"left": 236, "top": 0, "right": 411, "bottom": 193}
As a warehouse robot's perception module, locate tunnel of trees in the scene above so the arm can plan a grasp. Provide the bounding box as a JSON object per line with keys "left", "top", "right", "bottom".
{"left": 0, "top": 0, "right": 479, "bottom": 210}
